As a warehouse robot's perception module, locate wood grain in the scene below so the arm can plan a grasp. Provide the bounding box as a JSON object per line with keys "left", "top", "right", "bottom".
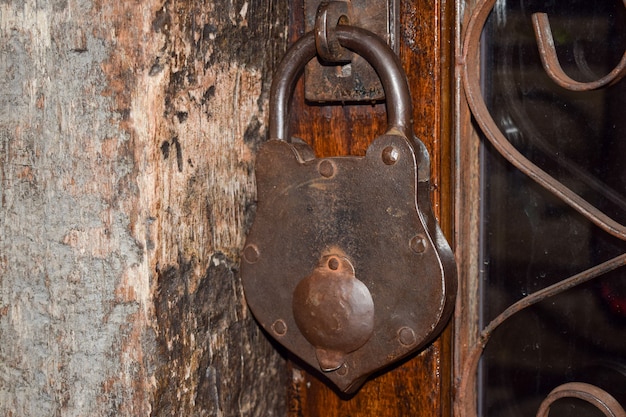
{"left": 0, "top": 0, "right": 289, "bottom": 415}
{"left": 286, "top": 1, "right": 456, "bottom": 416}
{"left": 453, "top": 3, "right": 483, "bottom": 417}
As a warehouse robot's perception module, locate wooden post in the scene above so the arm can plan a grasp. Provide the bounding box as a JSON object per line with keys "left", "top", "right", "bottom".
{"left": 0, "top": 0, "right": 287, "bottom": 415}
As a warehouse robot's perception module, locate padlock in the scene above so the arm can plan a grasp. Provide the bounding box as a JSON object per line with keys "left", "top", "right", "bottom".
{"left": 241, "top": 26, "right": 457, "bottom": 393}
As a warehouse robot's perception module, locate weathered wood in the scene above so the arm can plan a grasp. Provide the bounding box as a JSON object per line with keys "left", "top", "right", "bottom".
{"left": 453, "top": 3, "right": 483, "bottom": 417}
{"left": 0, "top": 0, "right": 288, "bottom": 415}
{"left": 287, "top": 0, "right": 455, "bottom": 416}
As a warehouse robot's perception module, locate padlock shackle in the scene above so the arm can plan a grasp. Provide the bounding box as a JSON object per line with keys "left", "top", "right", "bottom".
{"left": 269, "top": 26, "right": 413, "bottom": 141}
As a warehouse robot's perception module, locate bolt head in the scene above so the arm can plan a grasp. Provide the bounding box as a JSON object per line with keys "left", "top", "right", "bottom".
{"left": 243, "top": 244, "right": 260, "bottom": 263}
{"left": 318, "top": 160, "right": 335, "bottom": 178}
{"left": 272, "top": 319, "right": 287, "bottom": 336}
{"left": 398, "top": 326, "right": 417, "bottom": 347}
{"left": 336, "top": 363, "right": 349, "bottom": 376}
{"left": 410, "top": 235, "right": 427, "bottom": 254}
{"left": 382, "top": 146, "right": 399, "bottom": 165}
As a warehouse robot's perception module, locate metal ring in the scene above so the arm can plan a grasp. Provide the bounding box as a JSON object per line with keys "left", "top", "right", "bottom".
{"left": 269, "top": 26, "right": 412, "bottom": 142}
{"left": 314, "top": 1, "right": 352, "bottom": 64}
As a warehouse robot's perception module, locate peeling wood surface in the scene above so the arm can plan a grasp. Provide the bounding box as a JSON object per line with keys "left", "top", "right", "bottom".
{"left": 0, "top": 0, "right": 288, "bottom": 415}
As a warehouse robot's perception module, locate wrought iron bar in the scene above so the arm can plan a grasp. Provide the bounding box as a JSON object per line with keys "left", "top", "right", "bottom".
{"left": 536, "top": 382, "right": 626, "bottom": 417}
{"left": 458, "top": 254, "right": 626, "bottom": 417}
{"left": 459, "top": 1, "right": 626, "bottom": 417}
{"left": 461, "top": 0, "right": 626, "bottom": 241}
{"left": 531, "top": 10, "right": 626, "bottom": 91}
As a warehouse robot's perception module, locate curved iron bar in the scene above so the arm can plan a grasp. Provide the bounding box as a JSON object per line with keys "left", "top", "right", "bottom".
{"left": 458, "top": 253, "right": 626, "bottom": 417}
{"left": 462, "top": 0, "right": 626, "bottom": 240}
{"left": 532, "top": 11, "right": 626, "bottom": 92}
{"left": 269, "top": 26, "right": 412, "bottom": 142}
{"left": 536, "top": 382, "right": 626, "bottom": 417}
{"left": 460, "top": 2, "right": 626, "bottom": 416}
{"left": 493, "top": 55, "right": 626, "bottom": 214}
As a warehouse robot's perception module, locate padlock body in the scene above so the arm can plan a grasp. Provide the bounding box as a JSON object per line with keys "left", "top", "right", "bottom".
{"left": 241, "top": 134, "right": 456, "bottom": 393}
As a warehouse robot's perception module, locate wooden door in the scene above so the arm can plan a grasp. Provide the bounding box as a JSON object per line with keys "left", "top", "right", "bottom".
{"left": 281, "top": 1, "right": 626, "bottom": 416}
{"left": 285, "top": 1, "right": 455, "bottom": 416}
{"left": 5, "top": 0, "right": 624, "bottom": 415}
{"left": 2, "top": 0, "right": 454, "bottom": 414}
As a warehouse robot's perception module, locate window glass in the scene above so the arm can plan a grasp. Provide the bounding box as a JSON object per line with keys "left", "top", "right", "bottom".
{"left": 480, "top": 1, "right": 626, "bottom": 416}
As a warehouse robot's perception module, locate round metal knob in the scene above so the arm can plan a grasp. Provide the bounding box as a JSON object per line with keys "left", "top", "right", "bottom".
{"left": 292, "top": 255, "right": 375, "bottom": 371}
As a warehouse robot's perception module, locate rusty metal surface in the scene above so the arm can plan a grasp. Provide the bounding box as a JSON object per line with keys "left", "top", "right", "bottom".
{"left": 458, "top": 1, "right": 626, "bottom": 416}
{"left": 292, "top": 255, "right": 375, "bottom": 372}
{"left": 242, "top": 26, "right": 456, "bottom": 393}
{"left": 532, "top": 11, "right": 626, "bottom": 92}
{"left": 314, "top": 1, "right": 352, "bottom": 64}
{"left": 461, "top": 0, "right": 626, "bottom": 241}
{"left": 536, "top": 382, "right": 626, "bottom": 417}
{"left": 270, "top": 27, "right": 412, "bottom": 141}
{"left": 303, "top": 0, "right": 399, "bottom": 102}
{"left": 242, "top": 135, "right": 456, "bottom": 393}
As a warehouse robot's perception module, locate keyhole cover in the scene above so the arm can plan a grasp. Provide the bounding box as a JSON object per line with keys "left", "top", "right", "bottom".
{"left": 293, "top": 255, "right": 375, "bottom": 372}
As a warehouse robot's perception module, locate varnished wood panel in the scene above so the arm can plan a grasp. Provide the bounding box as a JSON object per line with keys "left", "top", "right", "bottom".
{"left": 286, "top": 1, "right": 455, "bottom": 416}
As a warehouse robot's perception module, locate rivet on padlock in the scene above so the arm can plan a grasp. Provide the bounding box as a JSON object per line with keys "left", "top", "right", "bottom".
{"left": 241, "top": 26, "right": 456, "bottom": 393}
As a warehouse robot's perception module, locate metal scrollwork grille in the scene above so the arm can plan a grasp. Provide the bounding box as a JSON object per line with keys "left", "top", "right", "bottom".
{"left": 459, "top": 0, "right": 626, "bottom": 416}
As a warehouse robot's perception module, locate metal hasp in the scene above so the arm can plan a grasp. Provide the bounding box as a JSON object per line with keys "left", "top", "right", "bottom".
{"left": 241, "top": 26, "right": 456, "bottom": 393}
{"left": 304, "top": 0, "right": 399, "bottom": 102}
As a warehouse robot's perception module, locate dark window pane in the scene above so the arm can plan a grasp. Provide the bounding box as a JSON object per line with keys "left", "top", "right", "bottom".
{"left": 479, "top": 1, "right": 626, "bottom": 416}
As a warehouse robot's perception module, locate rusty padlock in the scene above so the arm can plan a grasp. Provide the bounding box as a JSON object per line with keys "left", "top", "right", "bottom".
{"left": 241, "top": 26, "right": 457, "bottom": 393}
